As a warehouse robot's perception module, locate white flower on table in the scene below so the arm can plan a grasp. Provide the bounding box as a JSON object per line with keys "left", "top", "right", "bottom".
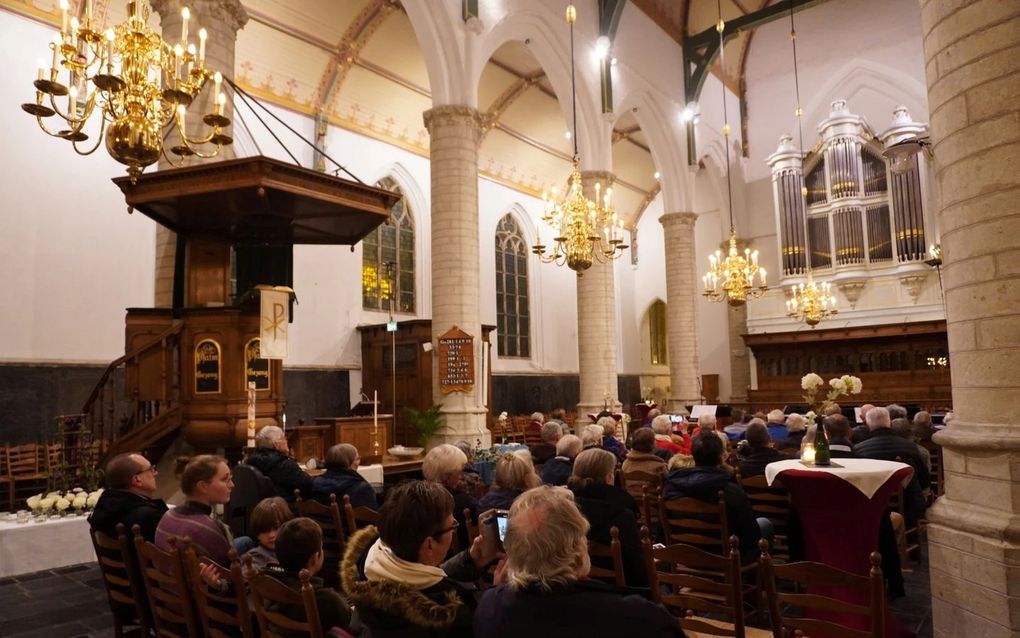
{"left": 55, "top": 497, "right": 71, "bottom": 512}
{"left": 39, "top": 496, "right": 56, "bottom": 512}
{"left": 829, "top": 377, "right": 847, "bottom": 394}
{"left": 73, "top": 495, "right": 88, "bottom": 510}
{"left": 27, "top": 494, "right": 42, "bottom": 511}
{"left": 86, "top": 489, "right": 103, "bottom": 507}
{"left": 848, "top": 376, "right": 863, "bottom": 394}
{"left": 801, "top": 373, "right": 823, "bottom": 391}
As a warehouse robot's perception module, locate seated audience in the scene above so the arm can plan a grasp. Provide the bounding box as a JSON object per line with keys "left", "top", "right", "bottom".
{"left": 697, "top": 414, "right": 729, "bottom": 448}
{"left": 822, "top": 414, "right": 854, "bottom": 457}
{"left": 312, "top": 443, "right": 377, "bottom": 510}
{"left": 887, "top": 403, "right": 908, "bottom": 421}
{"left": 244, "top": 496, "right": 293, "bottom": 574}
{"left": 247, "top": 425, "right": 314, "bottom": 501}
{"left": 341, "top": 481, "right": 496, "bottom": 638}
{"left": 912, "top": 411, "right": 935, "bottom": 443}
{"left": 854, "top": 407, "right": 930, "bottom": 525}
{"left": 642, "top": 407, "right": 661, "bottom": 429}
{"left": 424, "top": 444, "right": 478, "bottom": 551}
{"left": 454, "top": 440, "right": 483, "bottom": 495}
{"left": 546, "top": 408, "right": 569, "bottom": 434}
{"left": 663, "top": 433, "right": 766, "bottom": 561}
{"left": 598, "top": 416, "right": 627, "bottom": 461}
{"left": 735, "top": 420, "right": 785, "bottom": 477}
{"left": 525, "top": 412, "right": 545, "bottom": 441}
{"left": 851, "top": 403, "right": 875, "bottom": 444}
{"left": 156, "top": 455, "right": 235, "bottom": 566}
{"left": 666, "top": 453, "right": 695, "bottom": 471}
{"left": 479, "top": 451, "right": 541, "bottom": 511}
{"left": 723, "top": 408, "right": 749, "bottom": 441}
{"left": 893, "top": 418, "right": 931, "bottom": 473}
{"left": 263, "top": 517, "right": 353, "bottom": 636}
{"left": 581, "top": 424, "right": 604, "bottom": 450}
{"left": 823, "top": 402, "right": 842, "bottom": 416}
{"left": 777, "top": 413, "right": 807, "bottom": 451}
{"left": 569, "top": 449, "right": 645, "bottom": 587}
{"left": 765, "top": 410, "right": 788, "bottom": 441}
{"left": 540, "top": 434, "right": 582, "bottom": 486}
{"left": 621, "top": 428, "right": 667, "bottom": 476}
{"left": 90, "top": 452, "right": 168, "bottom": 542}
{"left": 475, "top": 487, "right": 683, "bottom": 638}
{"left": 530, "top": 422, "right": 562, "bottom": 465}
{"left": 651, "top": 414, "right": 685, "bottom": 455}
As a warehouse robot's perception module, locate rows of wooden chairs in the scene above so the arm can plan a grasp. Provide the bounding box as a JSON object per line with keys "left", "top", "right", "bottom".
{"left": 92, "top": 522, "right": 341, "bottom": 638}
{"left": 0, "top": 442, "right": 64, "bottom": 509}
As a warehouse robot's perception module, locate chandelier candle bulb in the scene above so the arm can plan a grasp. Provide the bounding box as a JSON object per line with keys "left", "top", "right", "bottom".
{"left": 60, "top": 0, "right": 68, "bottom": 36}
{"left": 181, "top": 7, "right": 189, "bottom": 44}
{"left": 37, "top": 60, "right": 45, "bottom": 81}
{"left": 85, "top": 0, "right": 92, "bottom": 25}
{"left": 198, "top": 29, "right": 206, "bottom": 67}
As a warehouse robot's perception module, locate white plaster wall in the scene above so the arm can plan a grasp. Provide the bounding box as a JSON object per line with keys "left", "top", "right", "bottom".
{"left": 0, "top": 12, "right": 156, "bottom": 364}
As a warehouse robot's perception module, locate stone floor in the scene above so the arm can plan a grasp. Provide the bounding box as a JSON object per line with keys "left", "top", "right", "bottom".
{"left": 0, "top": 556, "right": 934, "bottom": 637}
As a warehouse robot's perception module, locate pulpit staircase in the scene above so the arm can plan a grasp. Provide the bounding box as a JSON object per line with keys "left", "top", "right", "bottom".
{"left": 73, "top": 321, "right": 185, "bottom": 464}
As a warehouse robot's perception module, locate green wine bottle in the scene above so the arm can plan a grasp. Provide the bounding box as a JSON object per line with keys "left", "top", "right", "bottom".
{"left": 814, "top": 420, "right": 831, "bottom": 466}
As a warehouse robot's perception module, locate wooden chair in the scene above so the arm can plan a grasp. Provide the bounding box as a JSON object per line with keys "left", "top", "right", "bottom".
{"left": 587, "top": 525, "right": 626, "bottom": 587}
{"left": 294, "top": 491, "right": 346, "bottom": 588}
{"left": 132, "top": 528, "right": 203, "bottom": 638}
{"left": 761, "top": 539, "right": 886, "bottom": 638}
{"left": 342, "top": 494, "right": 379, "bottom": 535}
{"left": 889, "top": 486, "right": 925, "bottom": 564}
{"left": 660, "top": 491, "right": 730, "bottom": 555}
{"left": 920, "top": 441, "right": 943, "bottom": 499}
{"left": 620, "top": 469, "right": 664, "bottom": 533}
{"left": 642, "top": 532, "right": 767, "bottom": 638}
{"left": 182, "top": 544, "right": 255, "bottom": 638}
{"left": 91, "top": 523, "right": 151, "bottom": 638}
{"left": 736, "top": 471, "right": 792, "bottom": 561}
{"left": 8, "top": 443, "right": 47, "bottom": 503}
{"left": 0, "top": 446, "right": 13, "bottom": 511}
{"left": 248, "top": 564, "right": 324, "bottom": 638}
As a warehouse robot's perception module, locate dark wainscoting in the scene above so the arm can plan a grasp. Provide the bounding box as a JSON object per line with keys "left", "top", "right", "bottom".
{"left": 0, "top": 363, "right": 350, "bottom": 445}
{"left": 491, "top": 374, "right": 641, "bottom": 416}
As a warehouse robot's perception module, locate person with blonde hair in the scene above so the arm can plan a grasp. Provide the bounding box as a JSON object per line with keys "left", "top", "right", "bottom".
{"left": 651, "top": 414, "right": 685, "bottom": 456}
{"left": 423, "top": 443, "right": 477, "bottom": 550}
{"left": 597, "top": 416, "right": 627, "bottom": 460}
{"left": 581, "top": 424, "right": 604, "bottom": 450}
{"left": 778, "top": 413, "right": 807, "bottom": 451}
{"left": 666, "top": 453, "right": 695, "bottom": 471}
{"left": 479, "top": 451, "right": 541, "bottom": 511}
{"left": 568, "top": 449, "right": 645, "bottom": 587}
{"left": 474, "top": 486, "right": 681, "bottom": 637}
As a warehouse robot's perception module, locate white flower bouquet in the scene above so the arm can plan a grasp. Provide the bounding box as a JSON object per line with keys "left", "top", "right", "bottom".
{"left": 27, "top": 486, "right": 103, "bottom": 517}
{"left": 802, "top": 372, "right": 863, "bottom": 416}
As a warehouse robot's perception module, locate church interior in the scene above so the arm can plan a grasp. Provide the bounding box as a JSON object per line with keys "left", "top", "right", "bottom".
{"left": 0, "top": 0, "right": 1017, "bottom": 637}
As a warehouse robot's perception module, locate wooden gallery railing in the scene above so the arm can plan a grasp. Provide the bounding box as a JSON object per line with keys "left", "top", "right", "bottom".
{"left": 78, "top": 322, "right": 185, "bottom": 461}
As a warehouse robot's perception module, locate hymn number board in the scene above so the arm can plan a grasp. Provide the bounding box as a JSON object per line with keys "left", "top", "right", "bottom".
{"left": 438, "top": 326, "right": 474, "bottom": 394}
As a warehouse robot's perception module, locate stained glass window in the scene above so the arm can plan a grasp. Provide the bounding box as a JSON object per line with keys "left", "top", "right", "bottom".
{"left": 363, "top": 177, "right": 415, "bottom": 313}
{"left": 495, "top": 214, "right": 530, "bottom": 358}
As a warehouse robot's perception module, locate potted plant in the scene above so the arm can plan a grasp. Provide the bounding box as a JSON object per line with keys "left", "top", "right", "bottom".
{"left": 402, "top": 404, "right": 445, "bottom": 448}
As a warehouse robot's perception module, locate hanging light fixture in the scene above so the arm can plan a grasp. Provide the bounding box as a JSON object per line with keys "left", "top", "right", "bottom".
{"left": 701, "top": 4, "right": 767, "bottom": 305}
{"left": 531, "top": 4, "right": 627, "bottom": 275}
{"left": 780, "top": 3, "right": 837, "bottom": 327}
{"left": 21, "top": 0, "right": 232, "bottom": 182}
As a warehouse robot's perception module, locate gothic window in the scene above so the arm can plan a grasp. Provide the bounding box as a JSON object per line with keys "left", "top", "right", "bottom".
{"left": 649, "top": 300, "right": 668, "bottom": 366}
{"left": 363, "top": 177, "right": 415, "bottom": 313}
{"left": 495, "top": 214, "right": 530, "bottom": 357}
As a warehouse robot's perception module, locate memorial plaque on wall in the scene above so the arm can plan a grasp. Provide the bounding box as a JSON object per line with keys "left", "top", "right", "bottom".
{"left": 438, "top": 326, "right": 474, "bottom": 394}
{"left": 244, "top": 338, "right": 271, "bottom": 391}
{"left": 195, "top": 339, "right": 221, "bottom": 394}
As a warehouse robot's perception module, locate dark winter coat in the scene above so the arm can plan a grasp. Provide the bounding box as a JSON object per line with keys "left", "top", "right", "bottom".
{"left": 89, "top": 489, "right": 168, "bottom": 542}
{"left": 540, "top": 456, "right": 573, "bottom": 486}
{"left": 478, "top": 488, "right": 523, "bottom": 512}
{"left": 475, "top": 579, "right": 684, "bottom": 638}
{"left": 311, "top": 467, "right": 378, "bottom": 510}
{"left": 853, "top": 428, "right": 930, "bottom": 524}
{"left": 247, "top": 447, "right": 314, "bottom": 501}
{"left": 340, "top": 526, "right": 481, "bottom": 638}
{"left": 735, "top": 445, "right": 786, "bottom": 478}
{"left": 571, "top": 482, "right": 647, "bottom": 587}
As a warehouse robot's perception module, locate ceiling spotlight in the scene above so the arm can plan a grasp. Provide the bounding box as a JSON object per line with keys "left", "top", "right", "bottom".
{"left": 654, "top": 171, "right": 660, "bottom": 180}
{"left": 594, "top": 35, "right": 611, "bottom": 60}
{"left": 680, "top": 101, "right": 699, "bottom": 124}
{"left": 565, "top": 130, "right": 572, "bottom": 140}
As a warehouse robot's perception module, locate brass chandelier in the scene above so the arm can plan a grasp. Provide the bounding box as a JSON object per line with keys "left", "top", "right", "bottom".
{"left": 21, "top": 0, "right": 232, "bottom": 182}
{"left": 701, "top": 8, "right": 767, "bottom": 305}
{"left": 780, "top": 3, "right": 837, "bottom": 327}
{"left": 531, "top": 4, "right": 627, "bottom": 275}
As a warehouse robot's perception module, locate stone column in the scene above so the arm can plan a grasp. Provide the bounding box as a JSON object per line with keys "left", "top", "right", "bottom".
{"left": 576, "top": 171, "right": 621, "bottom": 419}
{"left": 151, "top": 0, "right": 248, "bottom": 307}
{"left": 919, "top": 2, "right": 1020, "bottom": 637}
{"left": 423, "top": 105, "right": 490, "bottom": 447}
{"left": 728, "top": 304, "right": 750, "bottom": 403}
{"left": 659, "top": 212, "right": 701, "bottom": 412}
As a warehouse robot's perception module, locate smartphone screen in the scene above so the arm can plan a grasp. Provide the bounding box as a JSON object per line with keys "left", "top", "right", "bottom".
{"left": 496, "top": 513, "right": 509, "bottom": 542}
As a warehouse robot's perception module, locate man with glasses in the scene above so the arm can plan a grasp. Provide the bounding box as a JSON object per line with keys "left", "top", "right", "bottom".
{"left": 89, "top": 452, "right": 168, "bottom": 542}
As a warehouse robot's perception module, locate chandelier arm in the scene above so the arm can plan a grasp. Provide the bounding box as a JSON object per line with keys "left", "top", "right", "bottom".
{"left": 70, "top": 117, "right": 107, "bottom": 156}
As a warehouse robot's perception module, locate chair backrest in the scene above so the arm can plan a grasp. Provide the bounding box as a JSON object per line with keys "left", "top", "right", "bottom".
{"left": 736, "top": 471, "right": 790, "bottom": 536}
{"left": 587, "top": 525, "right": 626, "bottom": 587}
{"left": 620, "top": 469, "right": 664, "bottom": 531}
{"left": 91, "top": 523, "right": 150, "bottom": 635}
{"left": 45, "top": 442, "right": 63, "bottom": 472}
{"left": 227, "top": 463, "right": 276, "bottom": 537}
{"left": 642, "top": 530, "right": 745, "bottom": 637}
{"left": 8, "top": 444, "right": 41, "bottom": 475}
{"left": 761, "top": 539, "right": 886, "bottom": 638}
{"left": 132, "top": 528, "right": 202, "bottom": 638}
{"left": 247, "top": 561, "right": 324, "bottom": 638}
{"left": 660, "top": 491, "right": 730, "bottom": 555}
{"left": 920, "top": 441, "right": 943, "bottom": 497}
{"left": 183, "top": 545, "right": 255, "bottom": 638}
{"left": 294, "top": 491, "right": 345, "bottom": 587}
{"left": 342, "top": 494, "right": 380, "bottom": 534}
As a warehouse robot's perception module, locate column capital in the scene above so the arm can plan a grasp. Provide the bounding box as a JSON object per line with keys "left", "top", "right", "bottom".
{"left": 579, "top": 170, "right": 615, "bottom": 185}
{"left": 660, "top": 211, "right": 698, "bottom": 229}
{"left": 150, "top": 0, "right": 249, "bottom": 33}
{"left": 423, "top": 105, "right": 483, "bottom": 134}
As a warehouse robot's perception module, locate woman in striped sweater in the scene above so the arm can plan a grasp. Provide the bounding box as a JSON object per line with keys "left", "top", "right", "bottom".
{"left": 155, "top": 455, "right": 235, "bottom": 566}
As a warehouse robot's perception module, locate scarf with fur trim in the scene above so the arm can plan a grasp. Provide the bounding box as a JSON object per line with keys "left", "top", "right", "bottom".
{"left": 364, "top": 537, "right": 446, "bottom": 589}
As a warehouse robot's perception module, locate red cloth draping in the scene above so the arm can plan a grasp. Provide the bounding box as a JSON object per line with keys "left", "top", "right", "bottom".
{"left": 776, "top": 466, "right": 915, "bottom": 638}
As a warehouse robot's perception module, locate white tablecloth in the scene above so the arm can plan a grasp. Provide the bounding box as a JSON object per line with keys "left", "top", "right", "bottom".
{"left": 0, "top": 514, "right": 96, "bottom": 577}
{"left": 765, "top": 458, "right": 913, "bottom": 499}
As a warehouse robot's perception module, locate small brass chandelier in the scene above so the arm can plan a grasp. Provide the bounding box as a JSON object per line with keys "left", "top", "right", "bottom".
{"left": 780, "top": 2, "right": 837, "bottom": 327}
{"left": 701, "top": 8, "right": 767, "bottom": 305}
{"left": 21, "top": 0, "right": 232, "bottom": 182}
{"left": 531, "top": 4, "right": 627, "bottom": 275}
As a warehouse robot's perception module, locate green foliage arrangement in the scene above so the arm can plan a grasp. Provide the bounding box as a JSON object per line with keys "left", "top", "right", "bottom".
{"left": 402, "top": 404, "right": 445, "bottom": 448}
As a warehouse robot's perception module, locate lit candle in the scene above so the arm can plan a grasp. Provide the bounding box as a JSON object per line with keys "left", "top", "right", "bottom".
{"left": 105, "top": 29, "right": 114, "bottom": 69}
{"left": 213, "top": 70, "right": 222, "bottom": 96}
{"left": 67, "top": 84, "right": 77, "bottom": 117}
{"left": 51, "top": 34, "right": 61, "bottom": 72}
{"left": 60, "top": 0, "right": 68, "bottom": 36}
{"left": 37, "top": 59, "right": 45, "bottom": 80}
{"left": 760, "top": 268, "right": 767, "bottom": 287}
{"left": 181, "top": 7, "right": 190, "bottom": 44}
{"left": 186, "top": 43, "right": 196, "bottom": 76}
{"left": 802, "top": 444, "right": 816, "bottom": 463}
{"left": 173, "top": 43, "right": 183, "bottom": 79}
{"left": 198, "top": 28, "right": 207, "bottom": 67}
{"left": 84, "top": 0, "right": 92, "bottom": 25}
{"left": 70, "top": 17, "right": 78, "bottom": 45}
{"left": 373, "top": 390, "right": 378, "bottom": 431}
{"left": 215, "top": 91, "right": 225, "bottom": 115}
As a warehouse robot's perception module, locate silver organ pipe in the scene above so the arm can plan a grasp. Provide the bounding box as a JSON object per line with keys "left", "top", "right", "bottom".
{"left": 892, "top": 160, "right": 925, "bottom": 261}
{"left": 834, "top": 207, "right": 864, "bottom": 265}
{"left": 777, "top": 169, "right": 806, "bottom": 275}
